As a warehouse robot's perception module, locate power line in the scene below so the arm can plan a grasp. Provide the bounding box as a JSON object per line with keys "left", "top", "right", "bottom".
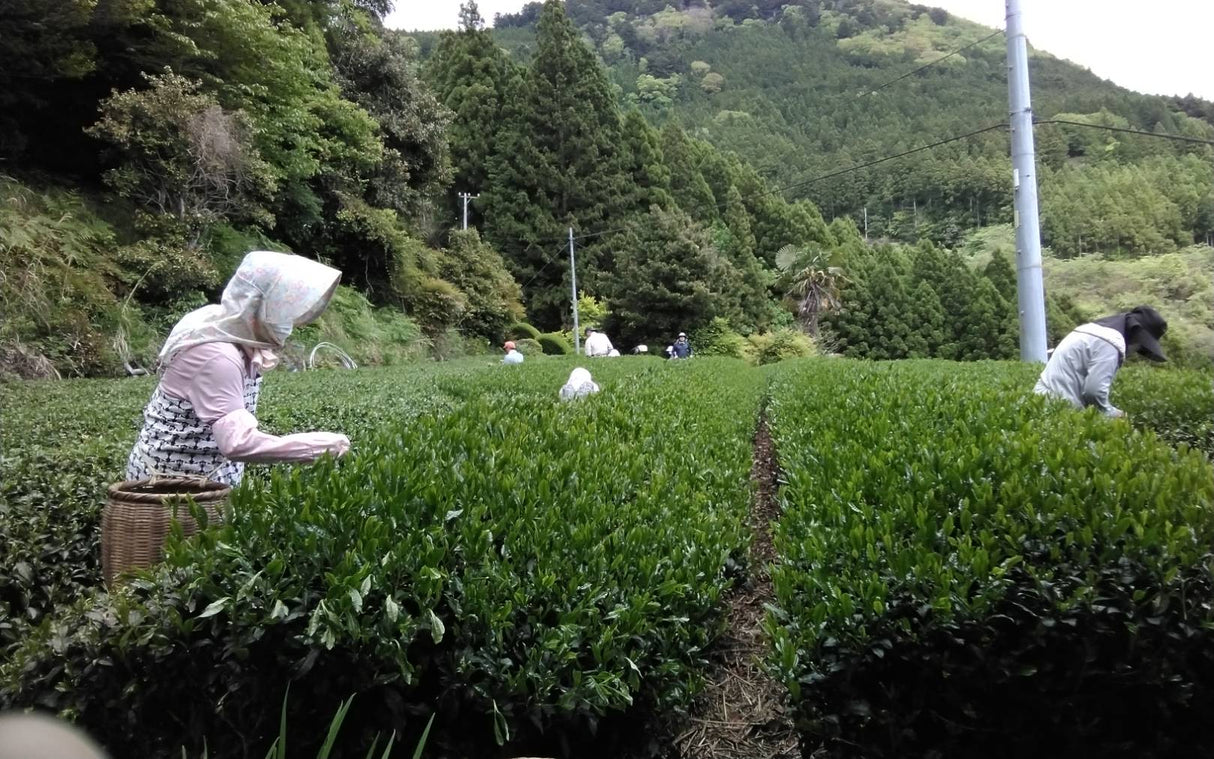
{"left": 508, "top": 118, "right": 1208, "bottom": 275}
{"left": 1034, "top": 118, "right": 1214, "bottom": 146}
{"left": 766, "top": 122, "right": 1008, "bottom": 196}
{"left": 565, "top": 122, "right": 1009, "bottom": 245}
{"left": 861, "top": 29, "right": 1004, "bottom": 97}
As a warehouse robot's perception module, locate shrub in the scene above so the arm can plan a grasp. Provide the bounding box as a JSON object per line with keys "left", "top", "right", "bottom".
{"left": 745, "top": 328, "right": 816, "bottom": 365}
{"left": 2, "top": 361, "right": 763, "bottom": 758}
{"left": 766, "top": 359, "right": 1214, "bottom": 756}
{"left": 506, "top": 321, "right": 541, "bottom": 341}
{"left": 1114, "top": 365, "right": 1214, "bottom": 457}
{"left": 693, "top": 317, "right": 746, "bottom": 359}
{"left": 513, "top": 337, "right": 543, "bottom": 356}
{"left": 440, "top": 230, "right": 525, "bottom": 341}
{"left": 537, "top": 332, "right": 572, "bottom": 355}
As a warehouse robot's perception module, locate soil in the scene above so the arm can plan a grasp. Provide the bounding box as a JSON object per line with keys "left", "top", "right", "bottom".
{"left": 668, "top": 411, "right": 799, "bottom": 759}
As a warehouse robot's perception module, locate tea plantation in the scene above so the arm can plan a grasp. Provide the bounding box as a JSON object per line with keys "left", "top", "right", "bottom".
{"left": 1, "top": 357, "right": 1211, "bottom": 758}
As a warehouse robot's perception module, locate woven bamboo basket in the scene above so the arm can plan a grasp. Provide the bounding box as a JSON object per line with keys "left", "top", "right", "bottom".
{"left": 101, "top": 478, "right": 231, "bottom": 588}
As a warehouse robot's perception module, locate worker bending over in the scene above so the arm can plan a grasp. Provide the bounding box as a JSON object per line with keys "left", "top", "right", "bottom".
{"left": 1034, "top": 305, "right": 1167, "bottom": 417}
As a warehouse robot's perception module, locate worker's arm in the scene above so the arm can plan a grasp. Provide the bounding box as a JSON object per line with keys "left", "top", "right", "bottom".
{"left": 212, "top": 409, "right": 350, "bottom": 463}
{"left": 1080, "top": 342, "right": 1124, "bottom": 417}
{"left": 176, "top": 347, "right": 350, "bottom": 462}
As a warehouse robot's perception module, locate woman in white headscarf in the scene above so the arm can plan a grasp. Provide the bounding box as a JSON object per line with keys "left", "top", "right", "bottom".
{"left": 559, "top": 367, "right": 600, "bottom": 401}
{"left": 126, "top": 251, "right": 351, "bottom": 486}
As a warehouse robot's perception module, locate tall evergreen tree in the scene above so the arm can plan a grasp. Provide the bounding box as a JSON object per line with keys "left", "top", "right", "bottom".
{"left": 908, "top": 279, "right": 947, "bottom": 357}
{"left": 482, "top": 0, "right": 627, "bottom": 327}
{"left": 720, "top": 184, "right": 772, "bottom": 331}
{"left": 910, "top": 241, "right": 976, "bottom": 359}
{"left": 619, "top": 109, "right": 674, "bottom": 212}
{"left": 982, "top": 249, "right": 1020, "bottom": 357}
{"left": 957, "top": 278, "right": 1012, "bottom": 360}
{"left": 661, "top": 122, "right": 719, "bottom": 222}
{"left": 829, "top": 247, "right": 914, "bottom": 359}
{"left": 604, "top": 206, "right": 726, "bottom": 346}
{"left": 426, "top": 1, "right": 517, "bottom": 227}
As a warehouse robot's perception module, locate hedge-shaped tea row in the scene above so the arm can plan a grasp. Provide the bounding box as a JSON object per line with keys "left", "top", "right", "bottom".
{"left": 0, "top": 359, "right": 507, "bottom": 651}
{"left": 1113, "top": 364, "right": 1214, "bottom": 456}
{"left": 765, "top": 360, "right": 1214, "bottom": 756}
{"left": 2, "top": 359, "right": 762, "bottom": 757}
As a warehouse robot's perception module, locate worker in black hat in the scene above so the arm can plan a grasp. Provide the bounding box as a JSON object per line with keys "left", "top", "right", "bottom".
{"left": 1033, "top": 305, "right": 1167, "bottom": 417}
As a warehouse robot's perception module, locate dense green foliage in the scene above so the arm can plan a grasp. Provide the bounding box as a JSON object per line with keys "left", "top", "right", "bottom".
{"left": 7, "top": 0, "right": 1214, "bottom": 371}
{"left": 514, "top": 0, "right": 1214, "bottom": 256}
{"left": 766, "top": 359, "right": 1214, "bottom": 755}
{"left": 2, "top": 359, "right": 763, "bottom": 757}
{"left": 424, "top": 1, "right": 843, "bottom": 337}
{"left": 0, "top": 0, "right": 526, "bottom": 375}
{"left": 824, "top": 240, "right": 1058, "bottom": 360}
{"left": 3, "top": 354, "right": 1211, "bottom": 755}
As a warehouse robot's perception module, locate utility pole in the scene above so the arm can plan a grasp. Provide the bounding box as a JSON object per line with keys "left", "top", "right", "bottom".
{"left": 1006, "top": 0, "right": 1048, "bottom": 362}
{"left": 863, "top": 207, "right": 869, "bottom": 241}
{"left": 457, "top": 192, "right": 479, "bottom": 230}
{"left": 569, "top": 227, "right": 581, "bottom": 356}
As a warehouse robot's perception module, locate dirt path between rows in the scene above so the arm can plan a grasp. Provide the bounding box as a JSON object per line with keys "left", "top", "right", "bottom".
{"left": 672, "top": 410, "right": 799, "bottom": 759}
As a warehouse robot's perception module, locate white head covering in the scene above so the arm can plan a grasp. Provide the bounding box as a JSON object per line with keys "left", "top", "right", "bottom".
{"left": 560, "top": 367, "right": 601, "bottom": 401}
{"left": 158, "top": 251, "right": 340, "bottom": 371}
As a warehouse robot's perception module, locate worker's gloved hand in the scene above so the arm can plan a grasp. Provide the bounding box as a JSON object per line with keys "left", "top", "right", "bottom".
{"left": 312, "top": 433, "right": 352, "bottom": 459}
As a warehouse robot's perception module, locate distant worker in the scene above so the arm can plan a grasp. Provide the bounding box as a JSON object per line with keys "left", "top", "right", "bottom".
{"left": 664, "top": 345, "right": 675, "bottom": 360}
{"left": 633, "top": 345, "right": 649, "bottom": 355}
{"left": 672, "top": 332, "right": 693, "bottom": 359}
{"left": 502, "top": 340, "right": 524, "bottom": 364}
{"left": 560, "top": 367, "right": 601, "bottom": 401}
{"left": 127, "top": 251, "right": 351, "bottom": 487}
{"left": 1034, "top": 305, "right": 1167, "bottom": 418}
{"left": 584, "top": 327, "right": 614, "bottom": 357}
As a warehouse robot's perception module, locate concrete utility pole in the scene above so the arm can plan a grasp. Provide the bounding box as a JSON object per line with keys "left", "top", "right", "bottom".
{"left": 457, "top": 192, "right": 479, "bottom": 230}
{"left": 1006, "top": 0, "right": 1049, "bottom": 362}
{"left": 569, "top": 227, "right": 581, "bottom": 356}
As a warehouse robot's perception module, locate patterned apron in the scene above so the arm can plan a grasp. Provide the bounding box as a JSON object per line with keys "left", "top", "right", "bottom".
{"left": 126, "top": 376, "right": 262, "bottom": 487}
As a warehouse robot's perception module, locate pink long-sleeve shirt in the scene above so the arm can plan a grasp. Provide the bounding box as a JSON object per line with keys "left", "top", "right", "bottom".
{"left": 161, "top": 343, "right": 338, "bottom": 463}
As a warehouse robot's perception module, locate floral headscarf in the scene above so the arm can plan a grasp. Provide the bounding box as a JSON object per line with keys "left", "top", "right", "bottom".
{"left": 158, "top": 251, "right": 341, "bottom": 371}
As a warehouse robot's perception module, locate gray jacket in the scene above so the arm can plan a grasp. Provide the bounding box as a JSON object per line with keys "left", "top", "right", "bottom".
{"left": 1033, "top": 323, "right": 1126, "bottom": 417}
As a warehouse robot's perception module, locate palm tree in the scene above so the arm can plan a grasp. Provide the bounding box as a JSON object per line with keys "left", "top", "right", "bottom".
{"left": 777, "top": 244, "right": 847, "bottom": 339}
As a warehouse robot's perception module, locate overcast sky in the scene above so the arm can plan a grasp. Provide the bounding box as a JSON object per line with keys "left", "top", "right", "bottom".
{"left": 384, "top": 0, "right": 1214, "bottom": 101}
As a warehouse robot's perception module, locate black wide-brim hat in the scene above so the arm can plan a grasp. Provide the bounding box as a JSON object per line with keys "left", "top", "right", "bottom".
{"left": 1126, "top": 305, "right": 1168, "bottom": 362}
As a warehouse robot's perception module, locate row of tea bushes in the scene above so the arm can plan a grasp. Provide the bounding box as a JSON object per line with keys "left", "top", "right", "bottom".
{"left": 1113, "top": 364, "right": 1214, "bottom": 456}
{"left": 992, "top": 361, "right": 1214, "bottom": 458}
{"left": 765, "top": 360, "right": 1214, "bottom": 756}
{"left": 0, "top": 360, "right": 501, "bottom": 651}
{"left": 2, "top": 359, "right": 763, "bottom": 758}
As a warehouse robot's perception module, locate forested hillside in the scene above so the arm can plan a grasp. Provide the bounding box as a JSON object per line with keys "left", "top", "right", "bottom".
{"left": 488, "top": 0, "right": 1214, "bottom": 256}
{"left": 2, "top": 0, "right": 1212, "bottom": 377}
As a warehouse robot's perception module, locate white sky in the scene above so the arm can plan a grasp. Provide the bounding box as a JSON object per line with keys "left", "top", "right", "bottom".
{"left": 384, "top": 0, "right": 1214, "bottom": 101}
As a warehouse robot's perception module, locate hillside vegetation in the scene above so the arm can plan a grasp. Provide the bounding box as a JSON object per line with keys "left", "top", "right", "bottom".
{"left": 3, "top": 0, "right": 1212, "bottom": 375}
{"left": 489, "top": 0, "right": 1214, "bottom": 255}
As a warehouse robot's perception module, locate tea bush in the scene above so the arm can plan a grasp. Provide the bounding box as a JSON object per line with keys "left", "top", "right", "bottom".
{"left": 2, "top": 359, "right": 762, "bottom": 757}
{"left": 1114, "top": 365, "right": 1214, "bottom": 456}
{"left": 506, "top": 321, "right": 541, "bottom": 341}
{"left": 765, "top": 360, "right": 1214, "bottom": 756}
{"left": 512, "top": 337, "right": 544, "bottom": 356}
{"left": 537, "top": 332, "right": 573, "bottom": 355}
{"left": 0, "top": 362, "right": 492, "bottom": 652}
